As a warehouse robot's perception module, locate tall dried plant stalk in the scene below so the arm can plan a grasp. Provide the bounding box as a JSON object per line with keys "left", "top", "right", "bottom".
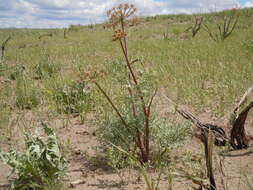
{"left": 95, "top": 3, "right": 157, "bottom": 163}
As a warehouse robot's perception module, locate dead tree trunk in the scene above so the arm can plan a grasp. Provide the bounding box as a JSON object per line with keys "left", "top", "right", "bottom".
{"left": 1, "top": 36, "right": 11, "bottom": 59}
{"left": 230, "top": 85, "right": 253, "bottom": 149}
{"left": 64, "top": 29, "right": 67, "bottom": 39}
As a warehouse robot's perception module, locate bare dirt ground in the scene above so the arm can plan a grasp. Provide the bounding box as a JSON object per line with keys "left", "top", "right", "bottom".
{"left": 0, "top": 100, "right": 253, "bottom": 190}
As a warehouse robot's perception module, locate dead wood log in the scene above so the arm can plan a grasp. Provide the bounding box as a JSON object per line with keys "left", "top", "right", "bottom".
{"left": 1, "top": 36, "right": 11, "bottom": 59}
{"left": 176, "top": 84, "right": 253, "bottom": 150}
{"left": 177, "top": 108, "right": 217, "bottom": 189}
{"left": 203, "top": 131, "right": 216, "bottom": 190}
{"left": 177, "top": 109, "right": 228, "bottom": 146}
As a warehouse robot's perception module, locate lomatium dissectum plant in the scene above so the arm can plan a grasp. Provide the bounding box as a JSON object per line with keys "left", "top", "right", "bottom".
{"left": 94, "top": 3, "right": 157, "bottom": 163}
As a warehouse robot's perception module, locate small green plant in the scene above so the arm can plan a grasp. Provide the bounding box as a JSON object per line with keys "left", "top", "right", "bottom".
{"left": 151, "top": 118, "right": 191, "bottom": 149}
{"left": 34, "top": 54, "right": 60, "bottom": 79}
{"left": 52, "top": 80, "right": 93, "bottom": 116}
{"left": 244, "top": 39, "right": 253, "bottom": 51}
{"left": 15, "top": 76, "right": 39, "bottom": 109}
{"left": 9, "top": 64, "right": 26, "bottom": 80}
{"left": 0, "top": 124, "right": 67, "bottom": 190}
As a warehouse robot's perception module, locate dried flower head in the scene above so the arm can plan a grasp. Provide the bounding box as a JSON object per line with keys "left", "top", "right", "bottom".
{"left": 107, "top": 3, "right": 138, "bottom": 28}
{"left": 231, "top": 8, "right": 237, "bottom": 16}
{"left": 112, "top": 29, "right": 127, "bottom": 41}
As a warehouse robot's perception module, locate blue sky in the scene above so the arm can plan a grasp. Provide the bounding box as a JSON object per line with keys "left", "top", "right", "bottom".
{"left": 0, "top": 0, "right": 252, "bottom": 28}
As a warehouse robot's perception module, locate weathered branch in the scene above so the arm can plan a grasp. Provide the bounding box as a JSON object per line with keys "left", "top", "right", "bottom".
{"left": 177, "top": 109, "right": 228, "bottom": 146}
{"left": 233, "top": 85, "right": 253, "bottom": 114}
{"left": 178, "top": 107, "right": 217, "bottom": 189}
{"left": 1, "top": 36, "right": 11, "bottom": 59}
{"left": 191, "top": 16, "right": 203, "bottom": 38}
{"left": 203, "top": 131, "right": 217, "bottom": 190}
{"left": 175, "top": 84, "right": 253, "bottom": 150}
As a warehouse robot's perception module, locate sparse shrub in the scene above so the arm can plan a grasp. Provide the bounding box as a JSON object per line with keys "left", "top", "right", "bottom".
{"left": 15, "top": 76, "right": 39, "bottom": 109}
{"left": 204, "top": 9, "right": 239, "bottom": 41}
{"left": 0, "top": 124, "right": 67, "bottom": 190}
{"left": 185, "top": 16, "right": 203, "bottom": 38}
{"left": 52, "top": 80, "right": 93, "bottom": 116}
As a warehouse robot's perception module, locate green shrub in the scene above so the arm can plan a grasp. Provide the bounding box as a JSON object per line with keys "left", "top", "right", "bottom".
{"left": 0, "top": 124, "right": 67, "bottom": 190}
{"left": 151, "top": 118, "right": 191, "bottom": 149}
{"left": 52, "top": 80, "right": 93, "bottom": 115}
{"left": 98, "top": 113, "right": 191, "bottom": 168}
{"left": 15, "top": 76, "right": 39, "bottom": 109}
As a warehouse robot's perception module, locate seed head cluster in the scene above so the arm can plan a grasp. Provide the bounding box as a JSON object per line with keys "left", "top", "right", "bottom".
{"left": 112, "top": 29, "right": 127, "bottom": 41}
{"left": 107, "top": 3, "right": 138, "bottom": 28}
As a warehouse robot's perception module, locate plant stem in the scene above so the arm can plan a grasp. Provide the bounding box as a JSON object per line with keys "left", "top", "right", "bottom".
{"left": 94, "top": 81, "right": 130, "bottom": 131}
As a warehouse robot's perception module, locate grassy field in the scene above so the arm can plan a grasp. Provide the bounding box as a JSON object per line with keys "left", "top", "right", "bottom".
{"left": 0, "top": 6, "right": 252, "bottom": 190}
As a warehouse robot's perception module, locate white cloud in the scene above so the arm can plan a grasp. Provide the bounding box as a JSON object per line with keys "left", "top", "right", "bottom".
{"left": 244, "top": 1, "right": 253, "bottom": 7}
{"left": 0, "top": 0, "right": 240, "bottom": 28}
